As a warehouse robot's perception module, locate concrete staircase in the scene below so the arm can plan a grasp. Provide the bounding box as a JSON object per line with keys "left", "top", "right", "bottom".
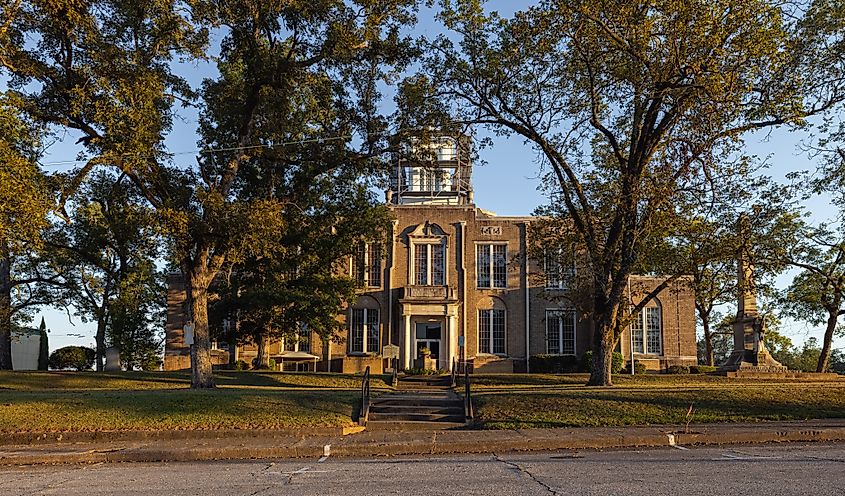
{"left": 366, "top": 375, "right": 466, "bottom": 430}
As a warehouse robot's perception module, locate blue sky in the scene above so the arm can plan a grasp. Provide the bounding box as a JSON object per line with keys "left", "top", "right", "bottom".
{"left": 28, "top": 1, "right": 841, "bottom": 354}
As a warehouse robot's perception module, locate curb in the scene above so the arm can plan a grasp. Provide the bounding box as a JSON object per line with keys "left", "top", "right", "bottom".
{"left": 0, "top": 426, "right": 364, "bottom": 447}
{"left": 3, "top": 423, "right": 845, "bottom": 465}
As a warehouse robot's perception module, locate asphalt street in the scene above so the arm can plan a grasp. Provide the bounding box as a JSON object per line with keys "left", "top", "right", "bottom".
{"left": 2, "top": 442, "right": 844, "bottom": 496}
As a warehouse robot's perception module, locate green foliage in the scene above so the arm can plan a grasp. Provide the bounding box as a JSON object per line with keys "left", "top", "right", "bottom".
{"left": 667, "top": 365, "right": 691, "bottom": 375}
{"left": 622, "top": 360, "right": 648, "bottom": 375}
{"left": 530, "top": 354, "right": 582, "bottom": 374}
{"left": 48, "top": 346, "right": 95, "bottom": 371}
{"left": 403, "top": 367, "right": 446, "bottom": 376}
{"left": 582, "top": 351, "right": 624, "bottom": 374}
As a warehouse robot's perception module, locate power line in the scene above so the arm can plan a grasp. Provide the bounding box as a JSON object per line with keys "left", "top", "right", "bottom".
{"left": 0, "top": 135, "right": 352, "bottom": 169}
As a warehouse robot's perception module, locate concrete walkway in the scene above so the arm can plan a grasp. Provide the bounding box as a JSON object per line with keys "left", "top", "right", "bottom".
{"left": 3, "top": 419, "right": 845, "bottom": 465}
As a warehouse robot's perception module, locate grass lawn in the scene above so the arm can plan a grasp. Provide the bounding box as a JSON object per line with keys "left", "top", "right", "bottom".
{"left": 467, "top": 373, "right": 845, "bottom": 429}
{"left": 0, "top": 371, "right": 387, "bottom": 433}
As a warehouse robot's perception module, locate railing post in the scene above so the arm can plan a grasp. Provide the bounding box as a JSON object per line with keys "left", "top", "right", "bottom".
{"left": 464, "top": 364, "right": 473, "bottom": 420}
{"left": 359, "top": 365, "right": 371, "bottom": 426}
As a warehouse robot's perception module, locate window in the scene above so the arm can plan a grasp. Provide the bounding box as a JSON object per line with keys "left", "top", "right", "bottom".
{"left": 352, "top": 243, "right": 382, "bottom": 287}
{"left": 478, "top": 309, "right": 506, "bottom": 355}
{"left": 414, "top": 243, "right": 445, "bottom": 285}
{"left": 544, "top": 249, "right": 575, "bottom": 289}
{"left": 284, "top": 324, "right": 310, "bottom": 353}
{"left": 631, "top": 306, "right": 662, "bottom": 355}
{"left": 477, "top": 244, "right": 507, "bottom": 288}
{"left": 546, "top": 309, "right": 576, "bottom": 355}
{"left": 350, "top": 308, "right": 379, "bottom": 354}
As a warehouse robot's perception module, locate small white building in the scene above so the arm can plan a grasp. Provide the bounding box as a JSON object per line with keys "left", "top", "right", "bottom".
{"left": 12, "top": 328, "right": 43, "bottom": 370}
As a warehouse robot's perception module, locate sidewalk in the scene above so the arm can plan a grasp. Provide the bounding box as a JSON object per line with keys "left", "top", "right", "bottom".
{"left": 2, "top": 420, "right": 845, "bottom": 465}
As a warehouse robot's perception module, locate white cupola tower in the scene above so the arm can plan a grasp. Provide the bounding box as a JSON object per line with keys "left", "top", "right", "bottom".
{"left": 388, "top": 134, "right": 473, "bottom": 206}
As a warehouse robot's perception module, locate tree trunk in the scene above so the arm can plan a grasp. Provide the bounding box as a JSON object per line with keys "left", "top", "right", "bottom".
{"left": 701, "top": 313, "right": 715, "bottom": 367}
{"left": 0, "top": 249, "right": 13, "bottom": 370}
{"left": 187, "top": 273, "right": 215, "bottom": 388}
{"left": 587, "top": 320, "right": 616, "bottom": 386}
{"left": 95, "top": 310, "right": 107, "bottom": 372}
{"left": 256, "top": 334, "right": 270, "bottom": 368}
{"left": 816, "top": 306, "right": 840, "bottom": 373}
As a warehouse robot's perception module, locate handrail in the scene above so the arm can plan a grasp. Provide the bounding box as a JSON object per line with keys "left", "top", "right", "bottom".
{"left": 391, "top": 357, "right": 398, "bottom": 388}
{"left": 450, "top": 357, "right": 456, "bottom": 388}
{"left": 463, "top": 362, "right": 473, "bottom": 420}
{"left": 359, "top": 366, "right": 371, "bottom": 426}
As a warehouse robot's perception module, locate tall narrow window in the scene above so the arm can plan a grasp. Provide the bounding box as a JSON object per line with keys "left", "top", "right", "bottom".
{"left": 414, "top": 243, "right": 446, "bottom": 285}
{"left": 350, "top": 308, "right": 379, "bottom": 354}
{"left": 631, "top": 306, "right": 662, "bottom": 355}
{"left": 545, "top": 249, "right": 575, "bottom": 289}
{"left": 353, "top": 243, "right": 382, "bottom": 287}
{"left": 284, "top": 324, "right": 311, "bottom": 353}
{"left": 545, "top": 309, "right": 576, "bottom": 355}
{"left": 477, "top": 244, "right": 507, "bottom": 288}
{"left": 478, "top": 309, "right": 506, "bottom": 355}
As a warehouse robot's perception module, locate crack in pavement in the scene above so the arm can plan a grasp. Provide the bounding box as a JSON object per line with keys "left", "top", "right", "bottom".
{"left": 494, "top": 454, "right": 560, "bottom": 495}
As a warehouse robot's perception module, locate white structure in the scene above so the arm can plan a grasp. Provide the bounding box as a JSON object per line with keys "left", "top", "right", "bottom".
{"left": 11, "top": 329, "right": 41, "bottom": 370}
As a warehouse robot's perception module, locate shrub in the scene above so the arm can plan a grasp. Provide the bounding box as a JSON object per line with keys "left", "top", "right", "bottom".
{"left": 231, "top": 360, "right": 249, "bottom": 371}
{"left": 48, "top": 346, "right": 95, "bottom": 371}
{"left": 689, "top": 365, "right": 718, "bottom": 374}
{"left": 268, "top": 358, "right": 277, "bottom": 370}
{"left": 403, "top": 367, "right": 440, "bottom": 376}
{"left": 622, "top": 360, "right": 648, "bottom": 374}
{"left": 530, "top": 354, "right": 581, "bottom": 373}
{"left": 667, "top": 365, "right": 690, "bottom": 375}
{"left": 581, "top": 351, "right": 624, "bottom": 374}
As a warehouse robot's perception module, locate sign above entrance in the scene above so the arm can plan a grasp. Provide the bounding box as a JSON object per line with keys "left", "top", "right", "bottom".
{"left": 480, "top": 226, "right": 502, "bottom": 236}
{"left": 382, "top": 344, "right": 400, "bottom": 359}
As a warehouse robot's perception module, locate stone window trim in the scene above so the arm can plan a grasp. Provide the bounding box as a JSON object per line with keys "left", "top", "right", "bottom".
{"left": 631, "top": 304, "right": 663, "bottom": 356}
{"left": 545, "top": 308, "right": 577, "bottom": 356}
{"left": 475, "top": 242, "right": 508, "bottom": 289}
{"left": 351, "top": 242, "right": 382, "bottom": 288}
{"left": 544, "top": 247, "right": 576, "bottom": 290}
{"left": 410, "top": 238, "right": 448, "bottom": 286}
{"left": 477, "top": 308, "right": 507, "bottom": 356}
{"left": 349, "top": 307, "right": 380, "bottom": 355}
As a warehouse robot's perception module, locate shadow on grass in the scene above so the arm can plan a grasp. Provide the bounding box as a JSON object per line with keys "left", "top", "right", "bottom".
{"left": 473, "top": 384, "right": 845, "bottom": 429}
{"left": 0, "top": 388, "right": 359, "bottom": 432}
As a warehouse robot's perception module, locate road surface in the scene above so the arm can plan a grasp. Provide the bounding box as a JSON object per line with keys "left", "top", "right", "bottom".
{"left": 3, "top": 442, "right": 844, "bottom": 495}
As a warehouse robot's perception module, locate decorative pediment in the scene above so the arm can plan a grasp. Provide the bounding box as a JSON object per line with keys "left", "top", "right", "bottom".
{"left": 408, "top": 221, "right": 447, "bottom": 239}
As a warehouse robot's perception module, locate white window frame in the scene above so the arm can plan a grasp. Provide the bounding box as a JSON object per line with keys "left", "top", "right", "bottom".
{"left": 631, "top": 306, "right": 663, "bottom": 355}
{"left": 478, "top": 308, "right": 507, "bottom": 355}
{"left": 544, "top": 248, "right": 576, "bottom": 290}
{"left": 284, "top": 323, "right": 311, "bottom": 353}
{"left": 476, "top": 243, "right": 508, "bottom": 289}
{"left": 350, "top": 308, "right": 380, "bottom": 354}
{"left": 411, "top": 240, "right": 447, "bottom": 286}
{"left": 545, "top": 308, "right": 577, "bottom": 355}
{"left": 351, "top": 242, "right": 382, "bottom": 288}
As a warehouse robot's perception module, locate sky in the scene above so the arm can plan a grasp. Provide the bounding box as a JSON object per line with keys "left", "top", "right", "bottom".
{"left": 23, "top": 1, "right": 842, "bottom": 354}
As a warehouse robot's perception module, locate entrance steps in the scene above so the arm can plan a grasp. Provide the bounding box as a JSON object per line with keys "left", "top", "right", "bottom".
{"left": 366, "top": 376, "right": 466, "bottom": 431}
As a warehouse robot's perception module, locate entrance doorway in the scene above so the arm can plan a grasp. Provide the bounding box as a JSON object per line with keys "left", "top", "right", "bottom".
{"left": 415, "top": 321, "right": 442, "bottom": 367}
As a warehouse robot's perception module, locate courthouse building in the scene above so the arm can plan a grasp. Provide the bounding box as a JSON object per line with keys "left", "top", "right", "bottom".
{"left": 164, "top": 136, "right": 697, "bottom": 373}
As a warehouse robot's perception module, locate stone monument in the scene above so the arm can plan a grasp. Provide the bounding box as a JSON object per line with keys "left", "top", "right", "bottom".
{"left": 104, "top": 346, "right": 122, "bottom": 372}
{"left": 719, "top": 216, "right": 786, "bottom": 373}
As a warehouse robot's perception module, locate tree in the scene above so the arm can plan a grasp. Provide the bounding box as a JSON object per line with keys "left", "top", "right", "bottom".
{"left": 405, "top": 0, "right": 845, "bottom": 385}
{"left": 3, "top": 1, "right": 419, "bottom": 387}
{"left": 50, "top": 171, "right": 162, "bottom": 371}
{"left": 37, "top": 316, "right": 48, "bottom": 370}
{"left": 780, "top": 231, "right": 845, "bottom": 372}
{"left": 696, "top": 311, "right": 732, "bottom": 366}
{"left": 48, "top": 345, "right": 95, "bottom": 371}
{"left": 0, "top": 92, "right": 54, "bottom": 369}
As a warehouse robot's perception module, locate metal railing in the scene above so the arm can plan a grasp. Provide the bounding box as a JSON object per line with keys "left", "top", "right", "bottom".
{"left": 391, "top": 357, "right": 398, "bottom": 388}
{"left": 359, "top": 366, "right": 371, "bottom": 427}
{"left": 451, "top": 358, "right": 473, "bottom": 420}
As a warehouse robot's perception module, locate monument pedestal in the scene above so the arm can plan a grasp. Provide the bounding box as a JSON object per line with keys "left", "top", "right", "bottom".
{"left": 718, "top": 314, "right": 786, "bottom": 374}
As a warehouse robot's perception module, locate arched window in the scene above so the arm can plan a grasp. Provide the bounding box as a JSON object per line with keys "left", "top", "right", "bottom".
{"left": 631, "top": 302, "right": 663, "bottom": 355}
{"left": 545, "top": 308, "right": 576, "bottom": 355}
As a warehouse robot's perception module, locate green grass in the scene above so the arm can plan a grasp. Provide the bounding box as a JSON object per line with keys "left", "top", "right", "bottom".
{"left": 469, "top": 374, "right": 845, "bottom": 429}
{"left": 0, "top": 371, "right": 386, "bottom": 433}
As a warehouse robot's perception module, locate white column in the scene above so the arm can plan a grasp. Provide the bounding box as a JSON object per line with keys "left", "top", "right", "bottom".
{"left": 447, "top": 314, "right": 458, "bottom": 371}
{"left": 404, "top": 313, "right": 412, "bottom": 369}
